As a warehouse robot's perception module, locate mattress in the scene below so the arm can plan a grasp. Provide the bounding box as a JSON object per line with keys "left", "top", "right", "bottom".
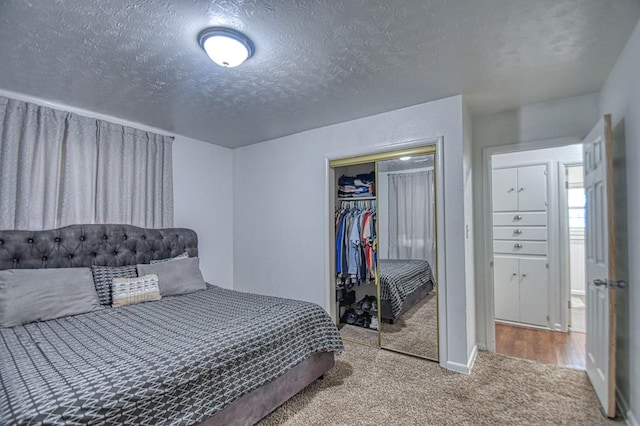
{"left": 0, "top": 285, "right": 343, "bottom": 425}
{"left": 379, "top": 259, "right": 434, "bottom": 318}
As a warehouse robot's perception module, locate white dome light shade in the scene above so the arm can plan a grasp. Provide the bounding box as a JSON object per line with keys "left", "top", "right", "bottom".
{"left": 198, "top": 28, "right": 254, "bottom": 68}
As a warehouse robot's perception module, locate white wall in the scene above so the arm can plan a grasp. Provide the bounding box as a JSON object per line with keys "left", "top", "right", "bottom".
{"left": 599, "top": 18, "right": 640, "bottom": 426}
{"left": 233, "top": 95, "right": 476, "bottom": 371}
{"left": 0, "top": 88, "right": 235, "bottom": 289}
{"left": 173, "top": 137, "right": 234, "bottom": 288}
{"left": 491, "top": 145, "right": 582, "bottom": 168}
{"left": 472, "top": 93, "right": 600, "bottom": 349}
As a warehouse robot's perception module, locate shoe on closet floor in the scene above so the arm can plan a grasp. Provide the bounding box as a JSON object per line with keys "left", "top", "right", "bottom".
{"left": 356, "top": 295, "right": 372, "bottom": 310}
{"left": 369, "top": 316, "right": 378, "bottom": 330}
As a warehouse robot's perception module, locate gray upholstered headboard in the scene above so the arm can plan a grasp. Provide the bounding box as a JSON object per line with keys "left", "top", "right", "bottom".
{"left": 0, "top": 224, "right": 198, "bottom": 270}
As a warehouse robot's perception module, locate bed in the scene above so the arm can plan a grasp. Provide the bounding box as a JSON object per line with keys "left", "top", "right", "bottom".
{"left": 379, "top": 259, "right": 435, "bottom": 321}
{"left": 0, "top": 224, "right": 343, "bottom": 425}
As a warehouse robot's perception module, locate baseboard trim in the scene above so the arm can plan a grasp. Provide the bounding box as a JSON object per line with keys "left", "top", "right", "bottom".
{"left": 616, "top": 386, "right": 638, "bottom": 426}
{"left": 446, "top": 345, "right": 478, "bottom": 375}
{"left": 495, "top": 319, "right": 551, "bottom": 331}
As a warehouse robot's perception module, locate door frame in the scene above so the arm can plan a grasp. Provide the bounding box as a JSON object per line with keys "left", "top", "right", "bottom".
{"left": 558, "top": 161, "right": 585, "bottom": 333}
{"left": 482, "top": 137, "right": 581, "bottom": 351}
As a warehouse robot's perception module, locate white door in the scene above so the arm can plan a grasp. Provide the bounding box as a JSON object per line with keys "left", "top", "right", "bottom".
{"left": 494, "top": 255, "right": 520, "bottom": 321}
{"left": 583, "top": 115, "right": 617, "bottom": 418}
{"left": 518, "top": 257, "right": 549, "bottom": 326}
{"left": 492, "top": 168, "right": 518, "bottom": 211}
{"left": 517, "top": 165, "right": 547, "bottom": 211}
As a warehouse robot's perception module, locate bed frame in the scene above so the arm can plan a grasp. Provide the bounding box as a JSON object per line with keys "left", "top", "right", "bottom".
{"left": 0, "top": 224, "right": 335, "bottom": 425}
{"left": 380, "top": 279, "right": 434, "bottom": 322}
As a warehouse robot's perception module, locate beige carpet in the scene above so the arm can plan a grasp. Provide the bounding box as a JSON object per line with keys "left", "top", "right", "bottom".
{"left": 260, "top": 342, "right": 614, "bottom": 425}
{"left": 380, "top": 291, "right": 438, "bottom": 359}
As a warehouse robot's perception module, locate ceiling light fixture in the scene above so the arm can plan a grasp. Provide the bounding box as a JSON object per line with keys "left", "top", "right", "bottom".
{"left": 198, "top": 27, "right": 254, "bottom": 68}
{"left": 400, "top": 156, "right": 412, "bottom": 161}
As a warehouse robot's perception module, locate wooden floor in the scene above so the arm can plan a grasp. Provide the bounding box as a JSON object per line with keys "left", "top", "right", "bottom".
{"left": 495, "top": 323, "right": 586, "bottom": 370}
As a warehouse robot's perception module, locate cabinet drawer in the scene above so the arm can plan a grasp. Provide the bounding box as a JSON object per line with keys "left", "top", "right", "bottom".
{"left": 493, "top": 226, "right": 547, "bottom": 241}
{"left": 494, "top": 240, "right": 547, "bottom": 255}
{"left": 493, "top": 212, "right": 546, "bottom": 226}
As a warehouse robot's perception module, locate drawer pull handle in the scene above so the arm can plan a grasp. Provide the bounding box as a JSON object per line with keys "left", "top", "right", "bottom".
{"left": 513, "top": 229, "right": 522, "bottom": 235}
{"left": 513, "top": 215, "right": 522, "bottom": 221}
{"left": 507, "top": 187, "right": 515, "bottom": 193}
{"left": 518, "top": 187, "right": 525, "bottom": 192}
{"left": 514, "top": 243, "right": 523, "bottom": 249}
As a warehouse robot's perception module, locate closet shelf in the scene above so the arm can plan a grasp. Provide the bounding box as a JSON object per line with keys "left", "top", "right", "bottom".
{"left": 337, "top": 196, "right": 377, "bottom": 201}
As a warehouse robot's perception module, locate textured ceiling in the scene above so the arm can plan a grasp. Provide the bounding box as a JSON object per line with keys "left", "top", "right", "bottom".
{"left": 0, "top": 0, "right": 638, "bottom": 148}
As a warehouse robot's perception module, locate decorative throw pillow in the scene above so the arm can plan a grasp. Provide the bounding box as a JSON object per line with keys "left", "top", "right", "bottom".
{"left": 91, "top": 265, "right": 138, "bottom": 305}
{"left": 111, "top": 274, "right": 161, "bottom": 307}
{"left": 137, "top": 257, "right": 206, "bottom": 297}
{"left": 0, "top": 268, "right": 101, "bottom": 328}
{"left": 150, "top": 251, "right": 189, "bottom": 264}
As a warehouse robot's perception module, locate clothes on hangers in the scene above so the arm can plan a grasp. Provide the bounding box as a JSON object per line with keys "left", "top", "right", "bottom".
{"left": 335, "top": 199, "right": 377, "bottom": 284}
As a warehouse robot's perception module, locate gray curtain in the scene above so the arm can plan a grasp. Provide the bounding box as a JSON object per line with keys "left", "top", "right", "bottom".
{"left": 0, "top": 96, "right": 173, "bottom": 230}
{"left": 388, "top": 170, "right": 435, "bottom": 266}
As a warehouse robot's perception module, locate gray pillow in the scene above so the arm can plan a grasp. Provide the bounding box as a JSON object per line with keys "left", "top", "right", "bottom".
{"left": 91, "top": 265, "right": 138, "bottom": 305}
{"left": 137, "top": 257, "right": 206, "bottom": 297}
{"left": 149, "top": 252, "right": 189, "bottom": 264}
{"left": 0, "top": 268, "right": 102, "bottom": 328}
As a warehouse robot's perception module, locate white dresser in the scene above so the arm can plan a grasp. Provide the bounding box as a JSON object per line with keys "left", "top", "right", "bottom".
{"left": 492, "top": 164, "right": 549, "bottom": 327}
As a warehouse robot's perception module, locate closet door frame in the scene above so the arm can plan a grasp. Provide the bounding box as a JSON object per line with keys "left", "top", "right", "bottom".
{"left": 326, "top": 137, "right": 446, "bottom": 365}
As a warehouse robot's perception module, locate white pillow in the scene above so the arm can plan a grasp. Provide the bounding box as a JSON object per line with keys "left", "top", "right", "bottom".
{"left": 111, "top": 274, "right": 161, "bottom": 307}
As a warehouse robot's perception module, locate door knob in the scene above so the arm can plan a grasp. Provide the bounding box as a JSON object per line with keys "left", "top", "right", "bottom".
{"left": 593, "top": 279, "right": 627, "bottom": 288}
{"left": 513, "top": 215, "right": 522, "bottom": 221}
{"left": 513, "top": 229, "right": 522, "bottom": 235}
{"left": 514, "top": 243, "right": 523, "bottom": 249}
{"left": 614, "top": 280, "right": 627, "bottom": 288}
{"left": 518, "top": 187, "right": 525, "bottom": 192}
{"left": 507, "top": 187, "right": 515, "bottom": 193}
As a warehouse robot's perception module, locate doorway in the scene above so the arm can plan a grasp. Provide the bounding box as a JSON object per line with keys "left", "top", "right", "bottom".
{"left": 487, "top": 143, "right": 586, "bottom": 370}
{"left": 565, "top": 164, "right": 586, "bottom": 334}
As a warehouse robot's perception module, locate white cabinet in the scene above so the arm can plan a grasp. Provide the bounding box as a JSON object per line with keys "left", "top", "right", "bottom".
{"left": 493, "top": 163, "right": 549, "bottom": 328}
{"left": 494, "top": 255, "right": 549, "bottom": 326}
{"left": 494, "top": 256, "right": 520, "bottom": 322}
{"left": 492, "top": 168, "right": 518, "bottom": 211}
{"left": 492, "top": 165, "right": 547, "bottom": 212}
{"left": 519, "top": 258, "right": 549, "bottom": 325}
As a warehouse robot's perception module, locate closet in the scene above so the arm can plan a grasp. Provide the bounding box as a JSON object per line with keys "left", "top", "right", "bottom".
{"left": 334, "top": 163, "right": 378, "bottom": 346}
{"left": 330, "top": 146, "right": 440, "bottom": 361}
{"left": 492, "top": 164, "right": 549, "bottom": 327}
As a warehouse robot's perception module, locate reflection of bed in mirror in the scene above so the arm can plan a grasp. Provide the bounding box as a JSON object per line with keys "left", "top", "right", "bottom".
{"left": 379, "top": 258, "right": 434, "bottom": 322}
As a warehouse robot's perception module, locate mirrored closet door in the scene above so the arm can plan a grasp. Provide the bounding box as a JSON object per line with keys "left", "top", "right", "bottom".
{"left": 378, "top": 153, "right": 438, "bottom": 360}
{"left": 330, "top": 146, "right": 439, "bottom": 361}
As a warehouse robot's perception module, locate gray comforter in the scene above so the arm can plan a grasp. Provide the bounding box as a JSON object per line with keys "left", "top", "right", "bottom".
{"left": 0, "top": 285, "right": 343, "bottom": 425}
{"left": 379, "top": 259, "right": 434, "bottom": 317}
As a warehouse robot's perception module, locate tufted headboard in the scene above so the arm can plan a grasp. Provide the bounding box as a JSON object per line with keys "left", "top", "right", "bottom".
{"left": 0, "top": 224, "right": 198, "bottom": 270}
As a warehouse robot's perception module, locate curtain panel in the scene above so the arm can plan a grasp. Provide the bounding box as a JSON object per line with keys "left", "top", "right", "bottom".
{"left": 0, "top": 96, "right": 173, "bottom": 230}
{"left": 388, "top": 170, "right": 435, "bottom": 267}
